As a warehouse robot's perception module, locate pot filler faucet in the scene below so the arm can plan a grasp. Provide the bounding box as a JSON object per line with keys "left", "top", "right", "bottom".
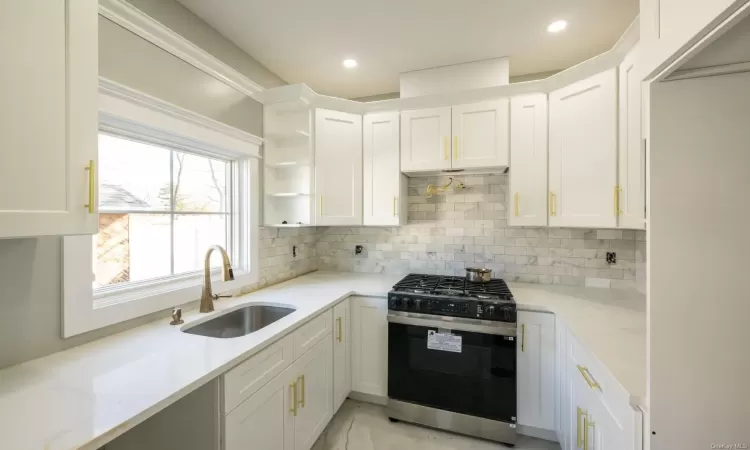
{"left": 200, "top": 245, "right": 235, "bottom": 313}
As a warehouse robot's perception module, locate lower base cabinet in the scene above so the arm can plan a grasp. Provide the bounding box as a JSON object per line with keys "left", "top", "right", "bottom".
{"left": 350, "top": 296, "right": 388, "bottom": 398}
{"left": 332, "top": 298, "right": 351, "bottom": 412}
{"left": 517, "top": 310, "right": 556, "bottom": 433}
{"left": 224, "top": 334, "right": 333, "bottom": 450}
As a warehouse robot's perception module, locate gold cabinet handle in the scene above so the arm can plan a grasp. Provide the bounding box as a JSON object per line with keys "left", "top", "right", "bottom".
{"left": 549, "top": 192, "right": 557, "bottom": 216}
{"left": 297, "top": 375, "right": 305, "bottom": 407}
{"left": 614, "top": 185, "right": 623, "bottom": 216}
{"left": 289, "top": 381, "right": 298, "bottom": 416}
{"left": 453, "top": 136, "right": 459, "bottom": 159}
{"left": 393, "top": 197, "right": 397, "bottom": 217}
{"left": 577, "top": 407, "right": 584, "bottom": 448}
{"left": 586, "top": 417, "right": 595, "bottom": 450}
{"left": 583, "top": 412, "right": 589, "bottom": 450}
{"left": 514, "top": 192, "right": 520, "bottom": 217}
{"left": 577, "top": 364, "right": 601, "bottom": 390}
{"left": 521, "top": 323, "right": 525, "bottom": 352}
{"left": 443, "top": 136, "right": 449, "bottom": 160}
{"left": 84, "top": 160, "right": 96, "bottom": 213}
{"left": 336, "top": 316, "right": 342, "bottom": 342}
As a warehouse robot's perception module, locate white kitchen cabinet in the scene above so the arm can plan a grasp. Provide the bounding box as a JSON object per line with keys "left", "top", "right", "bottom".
{"left": 639, "top": 0, "right": 741, "bottom": 77}
{"left": 549, "top": 69, "right": 618, "bottom": 228}
{"left": 0, "top": 0, "right": 98, "bottom": 238}
{"left": 226, "top": 334, "right": 332, "bottom": 450}
{"left": 451, "top": 100, "right": 509, "bottom": 169}
{"left": 225, "top": 366, "right": 295, "bottom": 450}
{"left": 332, "top": 298, "right": 351, "bottom": 413}
{"left": 314, "top": 109, "right": 362, "bottom": 226}
{"left": 508, "top": 95, "right": 548, "bottom": 227}
{"left": 363, "top": 113, "right": 407, "bottom": 226}
{"left": 400, "top": 107, "right": 452, "bottom": 172}
{"left": 351, "top": 296, "right": 388, "bottom": 398}
{"left": 517, "top": 311, "right": 556, "bottom": 433}
{"left": 618, "top": 46, "right": 647, "bottom": 230}
{"left": 293, "top": 336, "right": 333, "bottom": 450}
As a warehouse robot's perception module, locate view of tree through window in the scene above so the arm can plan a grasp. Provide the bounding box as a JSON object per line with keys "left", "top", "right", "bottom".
{"left": 94, "top": 134, "right": 230, "bottom": 289}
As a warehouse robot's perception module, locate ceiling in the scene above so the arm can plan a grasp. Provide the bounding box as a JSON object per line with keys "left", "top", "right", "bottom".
{"left": 176, "top": 0, "right": 639, "bottom": 99}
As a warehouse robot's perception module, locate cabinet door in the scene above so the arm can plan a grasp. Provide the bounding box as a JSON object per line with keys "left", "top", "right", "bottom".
{"left": 640, "top": 0, "right": 739, "bottom": 77}
{"left": 225, "top": 368, "right": 295, "bottom": 450}
{"left": 314, "top": 109, "right": 362, "bottom": 226}
{"left": 400, "top": 107, "right": 451, "bottom": 172}
{"left": 293, "top": 336, "right": 333, "bottom": 450}
{"left": 332, "top": 298, "right": 351, "bottom": 413}
{"left": 452, "top": 100, "right": 509, "bottom": 169}
{"left": 0, "top": 1, "right": 98, "bottom": 238}
{"left": 556, "top": 320, "right": 570, "bottom": 449}
{"left": 363, "top": 113, "right": 406, "bottom": 225}
{"left": 509, "top": 95, "right": 548, "bottom": 227}
{"left": 351, "top": 296, "right": 388, "bottom": 397}
{"left": 618, "top": 46, "right": 646, "bottom": 230}
{"left": 517, "top": 311, "right": 556, "bottom": 431}
{"left": 549, "top": 69, "right": 618, "bottom": 228}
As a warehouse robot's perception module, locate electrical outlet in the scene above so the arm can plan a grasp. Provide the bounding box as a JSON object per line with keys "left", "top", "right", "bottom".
{"left": 606, "top": 252, "right": 617, "bottom": 265}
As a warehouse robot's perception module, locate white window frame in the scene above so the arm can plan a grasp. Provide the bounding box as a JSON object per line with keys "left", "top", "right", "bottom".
{"left": 62, "top": 79, "right": 262, "bottom": 337}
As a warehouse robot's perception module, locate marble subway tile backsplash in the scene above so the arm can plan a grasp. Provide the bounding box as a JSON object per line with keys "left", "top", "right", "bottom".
{"left": 317, "top": 174, "right": 641, "bottom": 289}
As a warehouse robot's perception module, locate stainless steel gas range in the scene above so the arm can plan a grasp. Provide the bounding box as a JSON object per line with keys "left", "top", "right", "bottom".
{"left": 386, "top": 273, "right": 518, "bottom": 446}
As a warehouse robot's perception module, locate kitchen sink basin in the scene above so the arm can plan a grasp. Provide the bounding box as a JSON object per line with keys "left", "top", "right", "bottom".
{"left": 182, "top": 305, "right": 296, "bottom": 339}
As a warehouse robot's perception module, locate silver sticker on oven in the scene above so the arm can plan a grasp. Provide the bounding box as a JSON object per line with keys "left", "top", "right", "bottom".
{"left": 427, "top": 330, "right": 462, "bottom": 353}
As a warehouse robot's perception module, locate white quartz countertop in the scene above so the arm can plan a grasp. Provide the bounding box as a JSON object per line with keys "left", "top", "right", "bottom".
{"left": 0, "top": 271, "right": 645, "bottom": 450}
{"left": 508, "top": 282, "right": 647, "bottom": 407}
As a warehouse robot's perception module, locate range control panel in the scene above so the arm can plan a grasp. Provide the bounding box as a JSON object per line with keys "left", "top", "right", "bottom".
{"left": 388, "top": 293, "right": 516, "bottom": 323}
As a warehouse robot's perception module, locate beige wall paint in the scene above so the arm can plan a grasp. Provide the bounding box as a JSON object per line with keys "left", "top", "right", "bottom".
{"left": 124, "top": 0, "right": 287, "bottom": 89}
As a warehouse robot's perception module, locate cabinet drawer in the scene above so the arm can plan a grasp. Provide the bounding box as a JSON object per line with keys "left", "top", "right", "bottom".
{"left": 223, "top": 335, "right": 295, "bottom": 414}
{"left": 293, "top": 310, "right": 333, "bottom": 359}
{"left": 569, "top": 334, "right": 633, "bottom": 431}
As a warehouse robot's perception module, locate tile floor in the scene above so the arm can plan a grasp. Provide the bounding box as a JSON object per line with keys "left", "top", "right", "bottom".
{"left": 312, "top": 400, "right": 562, "bottom": 450}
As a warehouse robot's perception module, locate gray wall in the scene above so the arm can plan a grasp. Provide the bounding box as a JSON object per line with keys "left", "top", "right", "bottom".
{"left": 100, "top": 16, "right": 263, "bottom": 136}
{"left": 0, "top": 13, "right": 281, "bottom": 370}
{"left": 124, "top": 0, "right": 287, "bottom": 89}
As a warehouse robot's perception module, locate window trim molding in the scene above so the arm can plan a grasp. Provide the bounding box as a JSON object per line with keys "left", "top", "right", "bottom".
{"left": 62, "top": 81, "right": 260, "bottom": 338}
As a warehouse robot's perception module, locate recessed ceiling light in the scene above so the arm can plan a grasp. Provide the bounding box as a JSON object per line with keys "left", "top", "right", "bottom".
{"left": 547, "top": 20, "right": 568, "bottom": 33}
{"left": 342, "top": 59, "right": 358, "bottom": 69}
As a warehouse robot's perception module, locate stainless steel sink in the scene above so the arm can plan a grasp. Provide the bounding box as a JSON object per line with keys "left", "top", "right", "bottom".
{"left": 183, "top": 305, "right": 296, "bottom": 339}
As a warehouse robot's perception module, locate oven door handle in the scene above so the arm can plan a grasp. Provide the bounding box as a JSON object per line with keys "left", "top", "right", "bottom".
{"left": 387, "top": 312, "right": 517, "bottom": 337}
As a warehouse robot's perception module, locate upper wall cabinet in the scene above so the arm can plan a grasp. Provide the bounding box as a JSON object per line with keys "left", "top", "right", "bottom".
{"left": 0, "top": 1, "right": 98, "bottom": 238}
{"left": 640, "top": 0, "right": 740, "bottom": 77}
{"left": 549, "top": 69, "right": 618, "bottom": 228}
{"left": 314, "top": 109, "right": 363, "bottom": 226}
{"left": 451, "top": 100, "right": 509, "bottom": 170}
{"left": 363, "top": 113, "right": 407, "bottom": 226}
{"left": 401, "top": 101, "right": 509, "bottom": 173}
{"left": 618, "top": 46, "right": 646, "bottom": 230}
{"left": 401, "top": 107, "right": 452, "bottom": 172}
{"left": 508, "top": 94, "right": 548, "bottom": 227}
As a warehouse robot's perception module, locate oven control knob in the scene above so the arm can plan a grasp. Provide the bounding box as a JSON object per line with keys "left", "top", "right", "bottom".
{"left": 404, "top": 298, "right": 414, "bottom": 308}
{"left": 501, "top": 306, "right": 514, "bottom": 321}
{"left": 414, "top": 299, "right": 423, "bottom": 309}
{"left": 391, "top": 297, "right": 402, "bottom": 308}
{"left": 485, "top": 305, "right": 496, "bottom": 317}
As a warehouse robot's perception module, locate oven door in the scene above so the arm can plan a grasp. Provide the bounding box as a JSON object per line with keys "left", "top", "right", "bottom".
{"left": 387, "top": 312, "right": 516, "bottom": 423}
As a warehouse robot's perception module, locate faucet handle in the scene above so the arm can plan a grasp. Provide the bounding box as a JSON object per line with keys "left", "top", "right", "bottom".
{"left": 213, "top": 294, "right": 233, "bottom": 300}
{"left": 170, "top": 308, "right": 184, "bottom": 325}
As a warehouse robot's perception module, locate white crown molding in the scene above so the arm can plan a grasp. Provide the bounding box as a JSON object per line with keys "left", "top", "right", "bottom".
{"left": 98, "top": 0, "right": 265, "bottom": 101}
{"left": 100, "top": 77, "right": 264, "bottom": 149}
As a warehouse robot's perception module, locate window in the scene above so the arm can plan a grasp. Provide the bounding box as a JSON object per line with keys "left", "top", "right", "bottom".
{"left": 63, "top": 80, "right": 261, "bottom": 338}
{"left": 95, "top": 134, "right": 231, "bottom": 291}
